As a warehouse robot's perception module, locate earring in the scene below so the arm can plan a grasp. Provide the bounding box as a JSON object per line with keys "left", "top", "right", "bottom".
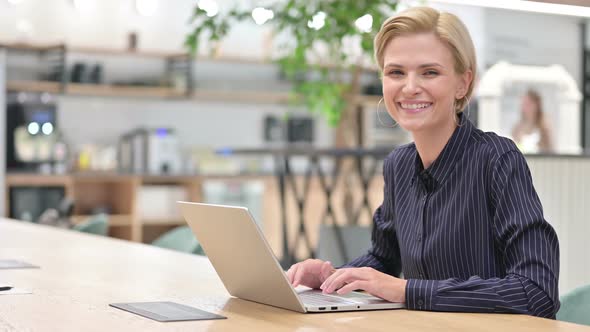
{"left": 453, "top": 96, "right": 471, "bottom": 127}
{"left": 452, "top": 99, "right": 461, "bottom": 127}
{"left": 376, "top": 98, "right": 399, "bottom": 128}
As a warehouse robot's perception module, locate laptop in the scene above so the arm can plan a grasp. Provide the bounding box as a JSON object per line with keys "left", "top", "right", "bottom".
{"left": 178, "top": 201, "right": 405, "bottom": 313}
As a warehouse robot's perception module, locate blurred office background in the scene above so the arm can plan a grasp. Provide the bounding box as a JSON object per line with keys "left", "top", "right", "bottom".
{"left": 1, "top": 0, "right": 589, "bottom": 299}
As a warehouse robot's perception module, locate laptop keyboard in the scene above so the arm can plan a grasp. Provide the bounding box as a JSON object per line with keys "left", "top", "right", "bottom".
{"left": 298, "top": 291, "right": 363, "bottom": 305}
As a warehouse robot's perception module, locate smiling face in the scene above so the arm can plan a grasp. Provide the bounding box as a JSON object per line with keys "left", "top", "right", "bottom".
{"left": 381, "top": 32, "right": 471, "bottom": 136}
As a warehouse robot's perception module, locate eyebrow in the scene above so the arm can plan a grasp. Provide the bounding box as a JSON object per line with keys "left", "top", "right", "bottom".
{"left": 384, "top": 63, "right": 444, "bottom": 69}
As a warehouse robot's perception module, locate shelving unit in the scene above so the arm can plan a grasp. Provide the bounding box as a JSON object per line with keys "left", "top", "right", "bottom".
{"left": 1, "top": 42, "right": 193, "bottom": 98}
{"left": 1, "top": 41, "right": 381, "bottom": 105}
{"left": 4, "top": 173, "right": 200, "bottom": 243}
{"left": 71, "top": 214, "right": 132, "bottom": 227}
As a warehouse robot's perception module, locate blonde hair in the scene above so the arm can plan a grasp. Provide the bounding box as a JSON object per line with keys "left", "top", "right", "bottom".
{"left": 374, "top": 6, "right": 477, "bottom": 112}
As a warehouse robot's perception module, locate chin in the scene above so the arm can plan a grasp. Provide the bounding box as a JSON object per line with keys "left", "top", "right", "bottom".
{"left": 397, "top": 118, "right": 429, "bottom": 133}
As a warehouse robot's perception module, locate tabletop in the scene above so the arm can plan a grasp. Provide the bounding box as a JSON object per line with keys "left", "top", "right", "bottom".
{"left": 0, "top": 219, "right": 588, "bottom": 332}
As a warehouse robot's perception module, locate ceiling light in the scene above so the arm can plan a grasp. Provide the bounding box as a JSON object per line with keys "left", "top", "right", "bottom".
{"left": 136, "top": 0, "right": 158, "bottom": 17}
{"left": 355, "top": 14, "right": 373, "bottom": 33}
{"left": 72, "top": 0, "right": 94, "bottom": 13}
{"left": 251, "top": 7, "right": 274, "bottom": 25}
{"left": 198, "top": 0, "right": 219, "bottom": 17}
{"left": 307, "top": 11, "right": 326, "bottom": 30}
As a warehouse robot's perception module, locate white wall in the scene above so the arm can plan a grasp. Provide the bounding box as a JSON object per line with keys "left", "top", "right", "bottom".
{"left": 428, "top": 3, "right": 488, "bottom": 75}
{"left": 485, "top": 8, "right": 582, "bottom": 87}
{"left": 0, "top": 0, "right": 272, "bottom": 58}
{"left": 56, "top": 96, "right": 334, "bottom": 151}
{"left": 528, "top": 157, "right": 590, "bottom": 294}
{"left": 430, "top": 4, "right": 582, "bottom": 87}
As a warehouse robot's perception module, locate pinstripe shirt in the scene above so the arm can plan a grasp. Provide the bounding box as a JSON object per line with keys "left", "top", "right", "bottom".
{"left": 347, "top": 115, "right": 560, "bottom": 318}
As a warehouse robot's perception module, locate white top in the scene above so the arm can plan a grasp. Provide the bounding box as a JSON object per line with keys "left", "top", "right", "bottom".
{"left": 518, "top": 130, "right": 540, "bottom": 154}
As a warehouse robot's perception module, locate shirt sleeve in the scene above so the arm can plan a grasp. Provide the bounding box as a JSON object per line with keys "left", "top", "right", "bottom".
{"left": 343, "top": 156, "right": 402, "bottom": 277}
{"left": 404, "top": 150, "right": 560, "bottom": 318}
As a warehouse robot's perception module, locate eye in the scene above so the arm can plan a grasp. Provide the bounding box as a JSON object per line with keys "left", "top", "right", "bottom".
{"left": 423, "top": 70, "right": 439, "bottom": 77}
{"left": 387, "top": 69, "right": 404, "bottom": 77}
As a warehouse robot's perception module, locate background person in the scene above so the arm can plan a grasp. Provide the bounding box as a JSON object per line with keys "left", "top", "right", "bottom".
{"left": 512, "top": 89, "right": 554, "bottom": 153}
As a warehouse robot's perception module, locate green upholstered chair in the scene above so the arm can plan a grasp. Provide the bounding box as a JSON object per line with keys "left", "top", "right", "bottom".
{"left": 557, "top": 284, "right": 590, "bottom": 326}
{"left": 151, "top": 226, "right": 204, "bottom": 255}
{"left": 72, "top": 213, "right": 109, "bottom": 236}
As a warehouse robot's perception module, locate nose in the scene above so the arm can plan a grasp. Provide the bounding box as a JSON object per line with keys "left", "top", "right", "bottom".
{"left": 402, "top": 73, "right": 421, "bottom": 95}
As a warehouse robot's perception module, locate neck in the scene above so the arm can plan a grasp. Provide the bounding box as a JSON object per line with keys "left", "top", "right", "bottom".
{"left": 413, "top": 116, "right": 458, "bottom": 169}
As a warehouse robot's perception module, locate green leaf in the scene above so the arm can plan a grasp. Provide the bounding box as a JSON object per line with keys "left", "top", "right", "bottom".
{"left": 185, "top": 0, "right": 398, "bottom": 127}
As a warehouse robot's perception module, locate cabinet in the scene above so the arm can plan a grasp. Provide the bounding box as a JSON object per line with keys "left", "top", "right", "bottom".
{"left": 5, "top": 173, "right": 201, "bottom": 243}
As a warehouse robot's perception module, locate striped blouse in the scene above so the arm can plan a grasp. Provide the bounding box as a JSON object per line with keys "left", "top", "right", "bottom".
{"left": 346, "top": 115, "right": 560, "bottom": 318}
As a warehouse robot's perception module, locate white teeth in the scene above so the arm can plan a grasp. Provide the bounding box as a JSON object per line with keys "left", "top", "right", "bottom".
{"left": 400, "top": 103, "right": 431, "bottom": 109}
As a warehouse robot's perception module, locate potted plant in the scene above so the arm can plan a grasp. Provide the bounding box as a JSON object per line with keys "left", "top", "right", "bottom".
{"left": 185, "top": 0, "right": 399, "bottom": 147}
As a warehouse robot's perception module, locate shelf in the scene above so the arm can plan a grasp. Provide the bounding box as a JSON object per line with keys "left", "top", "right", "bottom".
{"left": 70, "top": 46, "right": 188, "bottom": 59}
{"left": 5, "top": 173, "right": 73, "bottom": 187}
{"left": 67, "top": 83, "right": 186, "bottom": 98}
{"left": 141, "top": 218, "right": 186, "bottom": 226}
{"left": 193, "top": 89, "right": 292, "bottom": 104}
{"left": 195, "top": 54, "right": 379, "bottom": 73}
{"left": 7, "top": 81, "right": 61, "bottom": 94}
{"left": 7, "top": 81, "right": 186, "bottom": 98}
{"left": 0, "top": 42, "right": 65, "bottom": 52}
{"left": 71, "top": 214, "right": 132, "bottom": 227}
{"left": 6, "top": 80, "right": 381, "bottom": 104}
{"left": 140, "top": 175, "right": 199, "bottom": 184}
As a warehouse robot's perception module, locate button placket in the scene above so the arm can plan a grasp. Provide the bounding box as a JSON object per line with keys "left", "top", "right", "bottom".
{"left": 418, "top": 192, "right": 429, "bottom": 282}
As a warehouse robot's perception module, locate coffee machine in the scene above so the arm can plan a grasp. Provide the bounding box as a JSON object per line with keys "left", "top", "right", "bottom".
{"left": 6, "top": 92, "right": 58, "bottom": 171}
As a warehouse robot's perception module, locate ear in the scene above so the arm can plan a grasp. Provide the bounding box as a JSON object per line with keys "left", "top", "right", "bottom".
{"left": 456, "top": 70, "right": 473, "bottom": 99}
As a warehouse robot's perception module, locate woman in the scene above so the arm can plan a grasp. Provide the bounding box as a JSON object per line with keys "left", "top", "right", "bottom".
{"left": 512, "top": 89, "right": 554, "bottom": 153}
{"left": 286, "top": 6, "right": 560, "bottom": 318}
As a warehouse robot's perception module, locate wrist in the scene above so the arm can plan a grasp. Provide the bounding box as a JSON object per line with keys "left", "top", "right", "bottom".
{"left": 399, "top": 279, "right": 408, "bottom": 303}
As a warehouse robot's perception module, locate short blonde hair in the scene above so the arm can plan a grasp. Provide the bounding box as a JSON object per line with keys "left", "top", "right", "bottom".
{"left": 374, "top": 6, "right": 476, "bottom": 112}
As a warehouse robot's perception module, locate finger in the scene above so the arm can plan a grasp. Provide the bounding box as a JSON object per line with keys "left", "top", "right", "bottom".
{"left": 320, "top": 268, "right": 345, "bottom": 291}
{"left": 320, "top": 261, "right": 335, "bottom": 282}
{"left": 322, "top": 270, "right": 356, "bottom": 294}
{"left": 287, "top": 264, "right": 299, "bottom": 285}
{"left": 337, "top": 280, "right": 368, "bottom": 295}
{"left": 292, "top": 264, "right": 307, "bottom": 288}
{"left": 322, "top": 268, "right": 371, "bottom": 294}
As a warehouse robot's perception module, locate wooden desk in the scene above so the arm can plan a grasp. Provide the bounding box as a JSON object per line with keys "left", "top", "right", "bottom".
{"left": 0, "top": 219, "right": 588, "bottom": 332}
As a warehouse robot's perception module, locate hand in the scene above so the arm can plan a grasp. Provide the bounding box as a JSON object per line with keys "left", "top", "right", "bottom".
{"left": 320, "top": 267, "right": 407, "bottom": 303}
{"left": 286, "top": 259, "right": 335, "bottom": 289}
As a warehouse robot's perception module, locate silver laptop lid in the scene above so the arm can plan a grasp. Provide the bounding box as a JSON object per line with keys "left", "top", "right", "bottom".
{"left": 178, "top": 201, "right": 306, "bottom": 313}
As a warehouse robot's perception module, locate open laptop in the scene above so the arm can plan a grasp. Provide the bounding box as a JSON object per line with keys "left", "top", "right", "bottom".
{"left": 178, "top": 201, "right": 405, "bottom": 313}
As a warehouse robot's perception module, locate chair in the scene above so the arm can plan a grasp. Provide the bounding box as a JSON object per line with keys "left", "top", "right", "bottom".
{"left": 151, "top": 226, "right": 204, "bottom": 255}
{"left": 557, "top": 284, "right": 590, "bottom": 326}
{"left": 316, "top": 224, "right": 371, "bottom": 267}
{"left": 72, "top": 213, "right": 109, "bottom": 236}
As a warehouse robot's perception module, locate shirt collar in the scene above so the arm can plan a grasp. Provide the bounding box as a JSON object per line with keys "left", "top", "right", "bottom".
{"left": 413, "top": 114, "right": 474, "bottom": 191}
